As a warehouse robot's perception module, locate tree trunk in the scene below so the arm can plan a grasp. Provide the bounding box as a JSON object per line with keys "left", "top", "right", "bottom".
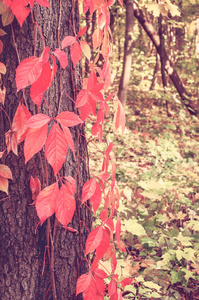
{"left": 158, "top": 10, "right": 172, "bottom": 117}
{"left": 133, "top": 2, "right": 199, "bottom": 116}
{"left": 0, "top": 1, "right": 91, "bottom": 300}
{"left": 118, "top": 0, "right": 134, "bottom": 107}
{"left": 150, "top": 52, "right": 160, "bottom": 90}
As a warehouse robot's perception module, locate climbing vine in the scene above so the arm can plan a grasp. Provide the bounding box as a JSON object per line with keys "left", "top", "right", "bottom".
{"left": 0, "top": 0, "right": 129, "bottom": 299}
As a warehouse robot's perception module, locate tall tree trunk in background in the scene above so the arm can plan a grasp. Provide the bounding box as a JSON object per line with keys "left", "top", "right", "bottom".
{"left": 158, "top": 11, "right": 172, "bottom": 116}
{"left": 0, "top": 1, "right": 91, "bottom": 299}
{"left": 150, "top": 53, "right": 160, "bottom": 90}
{"left": 118, "top": 0, "right": 134, "bottom": 107}
{"left": 133, "top": 2, "right": 199, "bottom": 115}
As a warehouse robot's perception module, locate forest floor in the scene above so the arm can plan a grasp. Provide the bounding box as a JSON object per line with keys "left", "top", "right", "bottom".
{"left": 86, "top": 88, "right": 199, "bottom": 299}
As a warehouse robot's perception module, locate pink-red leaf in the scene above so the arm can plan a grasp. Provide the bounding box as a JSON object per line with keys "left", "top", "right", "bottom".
{"left": 52, "top": 48, "right": 68, "bottom": 69}
{"left": 16, "top": 47, "right": 49, "bottom": 91}
{"left": 56, "top": 184, "right": 76, "bottom": 228}
{"left": 0, "top": 164, "right": 12, "bottom": 179}
{"left": 30, "top": 62, "right": 52, "bottom": 106}
{"left": 55, "top": 111, "right": 83, "bottom": 127}
{"left": 35, "top": 0, "right": 50, "bottom": 7}
{"left": 61, "top": 126, "right": 74, "bottom": 155}
{"left": 76, "top": 273, "right": 92, "bottom": 295}
{"left": 80, "top": 40, "right": 91, "bottom": 61}
{"left": 24, "top": 124, "right": 48, "bottom": 163}
{"left": 10, "top": 0, "right": 31, "bottom": 27}
{"left": 71, "top": 41, "right": 82, "bottom": 67}
{"left": 0, "top": 176, "right": 9, "bottom": 194}
{"left": 90, "top": 181, "right": 102, "bottom": 213}
{"left": 45, "top": 123, "right": 68, "bottom": 175}
{"left": 120, "top": 278, "right": 132, "bottom": 289}
{"left": 86, "top": 226, "right": 103, "bottom": 255}
{"left": 61, "top": 36, "right": 76, "bottom": 48}
{"left": 12, "top": 103, "right": 31, "bottom": 144}
{"left": 75, "top": 89, "right": 88, "bottom": 109}
{"left": 94, "top": 269, "right": 107, "bottom": 279}
{"left": 96, "top": 227, "right": 110, "bottom": 261}
{"left": 77, "top": 25, "right": 87, "bottom": 37}
{"left": 113, "top": 99, "right": 125, "bottom": 134}
{"left": 82, "top": 178, "right": 97, "bottom": 204}
{"left": 27, "top": 114, "right": 51, "bottom": 128}
{"left": 108, "top": 279, "right": 117, "bottom": 297}
{"left": 36, "top": 182, "right": 59, "bottom": 225}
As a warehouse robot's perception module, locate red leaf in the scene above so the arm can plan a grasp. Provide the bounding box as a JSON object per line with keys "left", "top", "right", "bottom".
{"left": 116, "top": 216, "right": 121, "bottom": 242}
{"left": 49, "top": 55, "right": 57, "bottom": 86}
{"left": 35, "top": 0, "right": 50, "bottom": 7}
{"left": 90, "top": 181, "right": 102, "bottom": 213}
{"left": 105, "top": 218, "right": 114, "bottom": 231}
{"left": 76, "top": 273, "right": 92, "bottom": 295}
{"left": 108, "top": 279, "right": 117, "bottom": 297}
{"left": 80, "top": 40, "right": 91, "bottom": 61}
{"left": 61, "top": 126, "right": 74, "bottom": 155}
{"left": 36, "top": 182, "right": 59, "bottom": 225}
{"left": 5, "top": 130, "right": 18, "bottom": 156}
{"left": 93, "top": 28, "right": 103, "bottom": 49}
{"left": 93, "top": 269, "right": 107, "bottom": 279}
{"left": 30, "top": 174, "right": 41, "bottom": 202}
{"left": 116, "top": 240, "right": 126, "bottom": 253}
{"left": 27, "top": 114, "right": 51, "bottom": 128}
{"left": 118, "top": 0, "right": 123, "bottom": 6}
{"left": 52, "top": 48, "right": 68, "bottom": 69}
{"left": 12, "top": 103, "right": 31, "bottom": 144}
{"left": 77, "top": 25, "right": 87, "bottom": 37}
{"left": 96, "top": 227, "right": 110, "bottom": 261}
{"left": 56, "top": 184, "right": 76, "bottom": 228}
{"left": 0, "top": 164, "right": 12, "bottom": 179}
{"left": 0, "top": 176, "right": 9, "bottom": 194}
{"left": 16, "top": 47, "right": 49, "bottom": 91}
{"left": 113, "top": 99, "right": 125, "bottom": 134}
{"left": 4, "top": 0, "right": 11, "bottom": 6}
{"left": 71, "top": 41, "right": 82, "bottom": 67}
{"left": 75, "top": 89, "right": 88, "bottom": 109}
{"left": 86, "top": 226, "right": 103, "bottom": 255}
{"left": 94, "top": 273, "right": 106, "bottom": 296}
{"left": 82, "top": 178, "right": 96, "bottom": 204}
{"left": 55, "top": 111, "right": 83, "bottom": 127}
{"left": 45, "top": 123, "right": 68, "bottom": 175}
{"left": 97, "top": 171, "right": 110, "bottom": 181}
{"left": 120, "top": 278, "right": 132, "bottom": 289}
{"left": 63, "top": 176, "right": 76, "bottom": 194}
{"left": 24, "top": 124, "right": 48, "bottom": 163}
{"left": 30, "top": 62, "right": 52, "bottom": 106}
{"left": 103, "top": 244, "right": 115, "bottom": 261}
{"left": 10, "top": 0, "right": 31, "bottom": 27}
{"left": 100, "top": 208, "right": 108, "bottom": 222}
{"left": 62, "top": 36, "right": 76, "bottom": 48}
{"left": 89, "top": 90, "right": 104, "bottom": 102}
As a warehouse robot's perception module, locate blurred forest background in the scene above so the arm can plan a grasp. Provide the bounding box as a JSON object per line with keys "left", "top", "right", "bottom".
{"left": 84, "top": 0, "right": 199, "bottom": 299}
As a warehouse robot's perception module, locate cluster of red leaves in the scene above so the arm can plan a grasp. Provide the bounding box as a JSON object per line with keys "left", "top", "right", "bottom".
{"left": 0, "top": 0, "right": 130, "bottom": 299}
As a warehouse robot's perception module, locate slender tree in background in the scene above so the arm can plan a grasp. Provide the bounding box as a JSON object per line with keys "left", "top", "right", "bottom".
{"left": 0, "top": 1, "right": 90, "bottom": 299}
{"left": 118, "top": 0, "right": 134, "bottom": 107}
{"left": 133, "top": 1, "right": 199, "bottom": 115}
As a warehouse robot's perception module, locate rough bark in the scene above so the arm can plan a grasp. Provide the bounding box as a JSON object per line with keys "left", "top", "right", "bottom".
{"left": 118, "top": 0, "right": 134, "bottom": 107}
{"left": 0, "top": 1, "right": 91, "bottom": 300}
{"left": 133, "top": 2, "right": 199, "bottom": 116}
